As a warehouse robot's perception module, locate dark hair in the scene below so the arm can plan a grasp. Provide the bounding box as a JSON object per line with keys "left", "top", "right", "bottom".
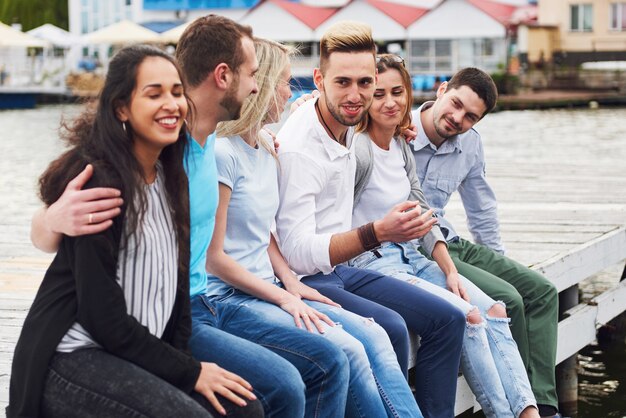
{"left": 357, "top": 54, "right": 413, "bottom": 137}
{"left": 175, "top": 14, "right": 253, "bottom": 88}
{"left": 446, "top": 67, "right": 498, "bottom": 116}
{"left": 39, "top": 44, "right": 190, "bottom": 277}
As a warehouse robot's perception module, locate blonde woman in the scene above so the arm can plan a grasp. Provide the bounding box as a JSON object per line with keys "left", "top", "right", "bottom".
{"left": 207, "top": 39, "right": 422, "bottom": 418}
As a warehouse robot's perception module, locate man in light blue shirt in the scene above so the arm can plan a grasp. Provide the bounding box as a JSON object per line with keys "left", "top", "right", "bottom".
{"left": 411, "top": 68, "right": 561, "bottom": 418}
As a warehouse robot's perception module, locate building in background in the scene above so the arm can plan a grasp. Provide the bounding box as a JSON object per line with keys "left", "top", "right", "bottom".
{"left": 520, "top": 0, "right": 626, "bottom": 67}
{"left": 62, "top": 0, "right": 537, "bottom": 91}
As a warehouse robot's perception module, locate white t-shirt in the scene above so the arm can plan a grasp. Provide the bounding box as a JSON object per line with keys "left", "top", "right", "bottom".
{"left": 205, "top": 134, "right": 279, "bottom": 297}
{"left": 352, "top": 134, "right": 411, "bottom": 229}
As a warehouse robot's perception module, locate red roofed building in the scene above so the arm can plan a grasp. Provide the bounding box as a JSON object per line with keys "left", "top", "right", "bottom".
{"left": 367, "top": 0, "right": 429, "bottom": 28}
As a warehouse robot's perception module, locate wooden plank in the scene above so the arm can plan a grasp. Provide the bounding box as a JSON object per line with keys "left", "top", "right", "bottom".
{"left": 556, "top": 304, "right": 598, "bottom": 364}
{"left": 532, "top": 227, "right": 626, "bottom": 292}
{"left": 593, "top": 279, "right": 626, "bottom": 325}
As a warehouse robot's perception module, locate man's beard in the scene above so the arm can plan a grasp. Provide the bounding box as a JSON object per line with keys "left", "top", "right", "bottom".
{"left": 434, "top": 114, "right": 461, "bottom": 139}
{"left": 325, "top": 95, "right": 368, "bottom": 127}
{"left": 221, "top": 83, "right": 243, "bottom": 121}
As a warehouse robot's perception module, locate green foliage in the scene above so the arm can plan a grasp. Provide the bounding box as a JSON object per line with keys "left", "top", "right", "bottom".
{"left": 0, "top": 0, "right": 69, "bottom": 31}
{"left": 491, "top": 72, "right": 520, "bottom": 95}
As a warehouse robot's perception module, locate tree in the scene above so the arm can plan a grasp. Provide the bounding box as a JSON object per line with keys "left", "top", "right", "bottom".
{"left": 0, "top": 0, "right": 69, "bottom": 31}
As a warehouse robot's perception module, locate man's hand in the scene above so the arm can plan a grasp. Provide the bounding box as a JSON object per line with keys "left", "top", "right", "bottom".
{"left": 446, "top": 271, "right": 469, "bottom": 302}
{"left": 194, "top": 362, "right": 257, "bottom": 415}
{"left": 46, "top": 164, "right": 123, "bottom": 236}
{"left": 402, "top": 124, "right": 418, "bottom": 143}
{"left": 284, "top": 280, "right": 341, "bottom": 308}
{"left": 373, "top": 201, "right": 437, "bottom": 243}
{"left": 289, "top": 90, "right": 320, "bottom": 115}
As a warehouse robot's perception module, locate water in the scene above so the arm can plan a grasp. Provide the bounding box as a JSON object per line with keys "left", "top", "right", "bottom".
{"left": 1, "top": 104, "right": 625, "bottom": 416}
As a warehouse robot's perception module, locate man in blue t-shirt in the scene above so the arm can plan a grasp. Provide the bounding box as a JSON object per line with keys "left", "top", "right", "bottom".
{"left": 30, "top": 14, "right": 347, "bottom": 418}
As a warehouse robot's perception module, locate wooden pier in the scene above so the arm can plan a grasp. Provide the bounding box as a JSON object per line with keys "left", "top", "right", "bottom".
{"left": 1, "top": 107, "right": 626, "bottom": 416}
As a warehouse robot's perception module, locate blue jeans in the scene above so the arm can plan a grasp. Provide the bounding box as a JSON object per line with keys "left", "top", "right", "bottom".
{"left": 189, "top": 295, "right": 305, "bottom": 418}
{"left": 350, "top": 243, "right": 537, "bottom": 418}
{"left": 190, "top": 294, "right": 349, "bottom": 418}
{"left": 302, "top": 265, "right": 464, "bottom": 418}
{"left": 220, "top": 287, "right": 422, "bottom": 418}
{"left": 41, "top": 348, "right": 263, "bottom": 418}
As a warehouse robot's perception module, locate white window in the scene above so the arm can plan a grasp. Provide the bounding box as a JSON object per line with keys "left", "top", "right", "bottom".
{"left": 570, "top": 4, "right": 593, "bottom": 32}
{"left": 610, "top": 3, "right": 626, "bottom": 30}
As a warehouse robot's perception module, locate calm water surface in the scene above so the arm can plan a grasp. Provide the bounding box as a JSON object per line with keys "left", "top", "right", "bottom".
{"left": 1, "top": 104, "right": 625, "bottom": 417}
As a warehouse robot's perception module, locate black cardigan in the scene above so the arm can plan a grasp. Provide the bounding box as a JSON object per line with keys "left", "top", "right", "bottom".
{"left": 7, "top": 173, "right": 200, "bottom": 418}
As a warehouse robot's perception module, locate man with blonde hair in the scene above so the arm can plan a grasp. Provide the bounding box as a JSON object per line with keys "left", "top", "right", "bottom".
{"left": 276, "top": 21, "right": 465, "bottom": 418}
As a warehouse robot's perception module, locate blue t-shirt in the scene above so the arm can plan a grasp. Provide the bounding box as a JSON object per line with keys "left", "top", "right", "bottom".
{"left": 205, "top": 135, "right": 279, "bottom": 297}
{"left": 184, "top": 132, "right": 219, "bottom": 298}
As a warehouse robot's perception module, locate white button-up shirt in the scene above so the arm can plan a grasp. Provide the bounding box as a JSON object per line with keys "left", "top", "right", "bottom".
{"left": 276, "top": 98, "right": 356, "bottom": 275}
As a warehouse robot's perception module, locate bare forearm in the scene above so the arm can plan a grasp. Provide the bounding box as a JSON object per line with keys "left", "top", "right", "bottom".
{"left": 206, "top": 250, "right": 290, "bottom": 306}
{"left": 31, "top": 207, "right": 62, "bottom": 253}
{"left": 268, "top": 234, "right": 297, "bottom": 285}
{"left": 329, "top": 229, "right": 366, "bottom": 266}
{"left": 431, "top": 241, "right": 457, "bottom": 276}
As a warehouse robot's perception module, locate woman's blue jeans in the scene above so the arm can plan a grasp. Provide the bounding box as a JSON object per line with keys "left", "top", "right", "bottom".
{"left": 189, "top": 295, "right": 306, "bottom": 418}
{"left": 190, "top": 294, "right": 355, "bottom": 418}
{"left": 194, "top": 288, "right": 420, "bottom": 418}
{"left": 41, "top": 348, "right": 264, "bottom": 418}
{"left": 302, "top": 265, "right": 465, "bottom": 418}
{"left": 349, "top": 242, "right": 537, "bottom": 418}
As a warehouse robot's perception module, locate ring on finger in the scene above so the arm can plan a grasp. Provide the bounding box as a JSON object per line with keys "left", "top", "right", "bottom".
{"left": 88, "top": 213, "right": 94, "bottom": 224}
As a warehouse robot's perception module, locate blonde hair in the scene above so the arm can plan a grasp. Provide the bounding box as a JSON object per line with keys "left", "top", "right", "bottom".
{"left": 217, "top": 38, "right": 296, "bottom": 157}
{"left": 319, "top": 21, "right": 376, "bottom": 73}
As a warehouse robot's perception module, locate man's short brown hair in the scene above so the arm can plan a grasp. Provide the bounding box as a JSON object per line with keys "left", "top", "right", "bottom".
{"left": 175, "top": 14, "right": 253, "bottom": 88}
{"left": 446, "top": 67, "right": 498, "bottom": 117}
{"left": 319, "top": 21, "right": 376, "bottom": 74}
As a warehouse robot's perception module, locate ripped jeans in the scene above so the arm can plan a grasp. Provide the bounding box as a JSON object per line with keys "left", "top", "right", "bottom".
{"left": 203, "top": 286, "right": 421, "bottom": 418}
{"left": 349, "top": 243, "right": 537, "bottom": 418}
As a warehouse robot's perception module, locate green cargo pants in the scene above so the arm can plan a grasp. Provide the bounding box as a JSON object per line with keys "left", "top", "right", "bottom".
{"left": 424, "top": 237, "right": 559, "bottom": 409}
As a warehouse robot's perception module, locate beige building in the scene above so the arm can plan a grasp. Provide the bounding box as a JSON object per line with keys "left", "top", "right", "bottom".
{"left": 523, "top": 0, "right": 626, "bottom": 65}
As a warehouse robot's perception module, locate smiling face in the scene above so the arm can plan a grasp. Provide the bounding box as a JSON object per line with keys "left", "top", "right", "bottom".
{"left": 431, "top": 83, "right": 487, "bottom": 139}
{"left": 368, "top": 67, "right": 408, "bottom": 131}
{"left": 315, "top": 51, "right": 376, "bottom": 127}
{"left": 118, "top": 56, "right": 188, "bottom": 155}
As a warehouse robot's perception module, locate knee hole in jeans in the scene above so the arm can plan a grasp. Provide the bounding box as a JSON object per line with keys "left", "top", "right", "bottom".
{"left": 487, "top": 302, "right": 508, "bottom": 319}
{"left": 467, "top": 307, "right": 483, "bottom": 325}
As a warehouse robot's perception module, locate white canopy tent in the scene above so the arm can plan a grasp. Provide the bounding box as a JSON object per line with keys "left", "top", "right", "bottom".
{"left": 160, "top": 21, "right": 192, "bottom": 44}
{"left": 0, "top": 22, "right": 50, "bottom": 47}
{"left": 0, "top": 22, "right": 50, "bottom": 86}
{"left": 27, "top": 24, "right": 80, "bottom": 87}
{"left": 82, "top": 20, "right": 160, "bottom": 45}
{"left": 27, "top": 23, "right": 79, "bottom": 48}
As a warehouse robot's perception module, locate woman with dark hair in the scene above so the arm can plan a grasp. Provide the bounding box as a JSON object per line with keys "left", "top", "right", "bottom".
{"left": 349, "top": 54, "right": 539, "bottom": 418}
{"left": 7, "top": 44, "right": 262, "bottom": 418}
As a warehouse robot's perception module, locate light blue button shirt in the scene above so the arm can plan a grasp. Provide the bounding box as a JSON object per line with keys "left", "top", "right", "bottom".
{"left": 184, "top": 132, "right": 219, "bottom": 297}
{"left": 410, "top": 103, "right": 505, "bottom": 254}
